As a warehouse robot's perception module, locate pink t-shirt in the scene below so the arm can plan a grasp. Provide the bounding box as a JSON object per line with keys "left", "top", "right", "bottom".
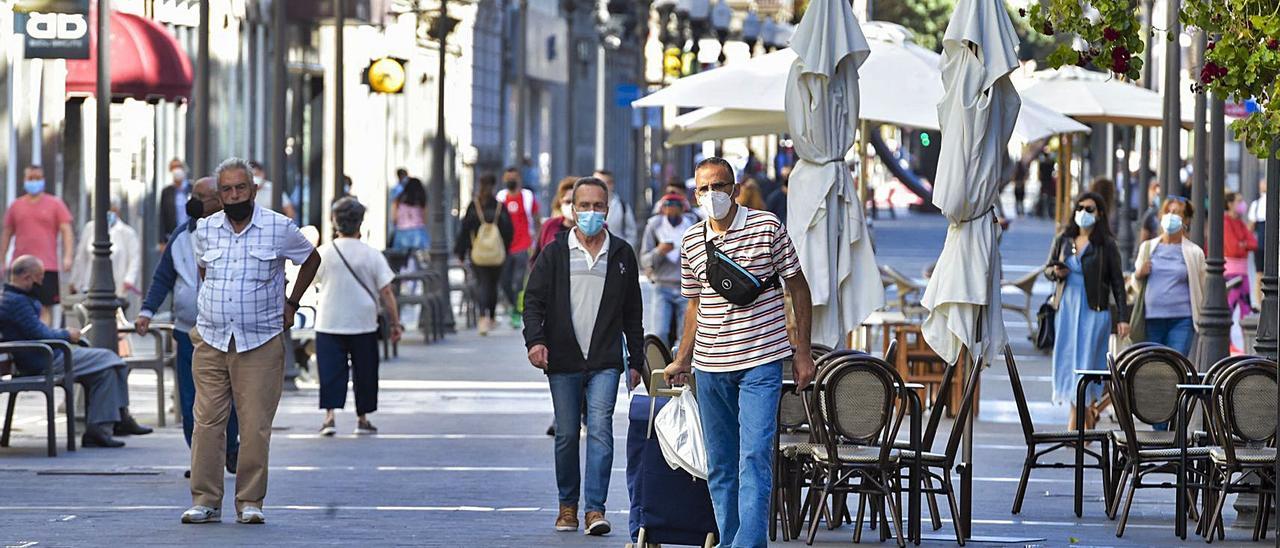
{"left": 4, "top": 194, "right": 72, "bottom": 272}
{"left": 395, "top": 204, "right": 425, "bottom": 229}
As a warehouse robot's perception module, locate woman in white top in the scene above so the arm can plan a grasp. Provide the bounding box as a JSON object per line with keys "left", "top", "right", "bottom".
{"left": 312, "top": 198, "right": 402, "bottom": 436}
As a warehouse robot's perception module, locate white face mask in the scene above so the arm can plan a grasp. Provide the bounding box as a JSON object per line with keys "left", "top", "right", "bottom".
{"left": 699, "top": 190, "right": 734, "bottom": 220}
{"left": 171, "top": 168, "right": 185, "bottom": 181}
{"left": 1161, "top": 213, "right": 1184, "bottom": 234}
{"left": 560, "top": 203, "right": 574, "bottom": 219}
{"left": 1074, "top": 210, "right": 1096, "bottom": 229}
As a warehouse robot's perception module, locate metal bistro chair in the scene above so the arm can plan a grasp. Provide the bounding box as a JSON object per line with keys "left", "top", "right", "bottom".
{"left": 76, "top": 304, "right": 172, "bottom": 427}
{"left": 1004, "top": 345, "right": 1111, "bottom": 515}
{"left": 1202, "top": 358, "right": 1278, "bottom": 543}
{"left": 879, "top": 265, "right": 928, "bottom": 319}
{"left": 804, "top": 353, "right": 907, "bottom": 547}
{"left": 0, "top": 338, "right": 76, "bottom": 456}
{"left": 771, "top": 345, "right": 835, "bottom": 541}
{"left": 641, "top": 335, "right": 673, "bottom": 395}
{"left": 1108, "top": 345, "right": 1209, "bottom": 537}
{"left": 1000, "top": 269, "right": 1040, "bottom": 336}
{"left": 1103, "top": 343, "right": 1184, "bottom": 513}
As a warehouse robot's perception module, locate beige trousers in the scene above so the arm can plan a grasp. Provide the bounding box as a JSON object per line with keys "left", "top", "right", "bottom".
{"left": 189, "top": 328, "right": 285, "bottom": 513}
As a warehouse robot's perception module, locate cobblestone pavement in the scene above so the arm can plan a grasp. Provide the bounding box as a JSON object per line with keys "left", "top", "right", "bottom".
{"left": 0, "top": 213, "right": 1261, "bottom": 546}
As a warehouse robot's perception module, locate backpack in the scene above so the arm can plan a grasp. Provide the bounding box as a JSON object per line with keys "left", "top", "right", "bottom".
{"left": 470, "top": 201, "right": 506, "bottom": 267}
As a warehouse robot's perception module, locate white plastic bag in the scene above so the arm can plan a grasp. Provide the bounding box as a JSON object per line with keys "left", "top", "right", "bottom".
{"left": 654, "top": 385, "right": 709, "bottom": 480}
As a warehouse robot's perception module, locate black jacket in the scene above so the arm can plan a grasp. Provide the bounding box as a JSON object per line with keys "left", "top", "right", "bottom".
{"left": 453, "top": 199, "right": 514, "bottom": 262}
{"left": 522, "top": 230, "right": 644, "bottom": 375}
{"left": 1045, "top": 233, "right": 1129, "bottom": 318}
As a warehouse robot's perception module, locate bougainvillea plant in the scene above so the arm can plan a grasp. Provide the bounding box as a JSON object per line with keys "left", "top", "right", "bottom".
{"left": 1023, "top": 0, "right": 1145, "bottom": 81}
{"left": 1182, "top": 0, "right": 1280, "bottom": 158}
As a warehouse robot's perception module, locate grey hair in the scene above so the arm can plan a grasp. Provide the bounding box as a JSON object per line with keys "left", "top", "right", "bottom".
{"left": 9, "top": 255, "right": 43, "bottom": 280}
{"left": 331, "top": 197, "right": 366, "bottom": 236}
{"left": 571, "top": 176, "right": 610, "bottom": 203}
{"left": 214, "top": 157, "right": 254, "bottom": 186}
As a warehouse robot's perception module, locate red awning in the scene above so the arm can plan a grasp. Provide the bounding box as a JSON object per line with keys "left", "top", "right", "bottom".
{"left": 66, "top": 10, "right": 193, "bottom": 102}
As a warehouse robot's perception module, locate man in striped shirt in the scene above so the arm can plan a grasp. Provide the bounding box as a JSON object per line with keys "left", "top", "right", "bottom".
{"left": 664, "top": 157, "right": 815, "bottom": 548}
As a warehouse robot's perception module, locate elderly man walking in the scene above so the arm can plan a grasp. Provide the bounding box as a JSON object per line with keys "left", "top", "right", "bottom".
{"left": 523, "top": 177, "right": 644, "bottom": 536}
{"left": 664, "top": 157, "right": 816, "bottom": 548}
{"left": 181, "top": 158, "right": 321, "bottom": 525}
{"left": 0, "top": 256, "right": 152, "bottom": 448}
{"left": 137, "top": 177, "right": 239, "bottom": 477}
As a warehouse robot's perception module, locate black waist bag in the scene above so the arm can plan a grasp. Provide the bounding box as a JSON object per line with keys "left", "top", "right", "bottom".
{"left": 703, "top": 225, "right": 780, "bottom": 306}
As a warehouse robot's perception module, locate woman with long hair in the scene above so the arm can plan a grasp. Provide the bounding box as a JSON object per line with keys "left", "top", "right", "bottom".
{"left": 531, "top": 177, "right": 578, "bottom": 264}
{"left": 1131, "top": 197, "right": 1206, "bottom": 359}
{"left": 1046, "top": 192, "right": 1129, "bottom": 430}
{"left": 392, "top": 177, "right": 429, "bottom": 253}
{"left": 454, "top": 175, "right": 514, "bottom": 335}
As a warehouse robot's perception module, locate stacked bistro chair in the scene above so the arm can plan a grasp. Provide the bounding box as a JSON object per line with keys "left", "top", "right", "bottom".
{"left": 73, "top": 304, "right": 173, "bottom": 426}
{"left": 0, "top": 336, "right": 76, "bottom": 456}
{"left": 1003, "top": 346, "right": 1112, "bottom": 515}
{"left": 770, "top": 344, "right": 835, "bottom": 541}
{"left": 641, "top": 335, "right": 673, "bottom": 394}
{"left": 802, "top": 351, "right": 909, "bottom": 547}
{"left": 1107, "top": 344, "right": 1208, "bottom": 537}
{"left": 1201, "top": 357, "right": 1278, "bottom": 542}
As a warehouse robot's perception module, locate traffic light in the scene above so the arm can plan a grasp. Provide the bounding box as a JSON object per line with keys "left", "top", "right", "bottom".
{"left": 363, "top": 57, "right": 407, "bottom": 94}
{"left": 919, "top": 132, "right": 932, "bottom": 147}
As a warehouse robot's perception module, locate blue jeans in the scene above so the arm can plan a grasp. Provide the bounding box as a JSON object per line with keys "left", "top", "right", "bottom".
{"left": 1144, "top": 317, "right": 1194, "bottom": 431}
{"left": 175, "top": 330, "right": 239, "bottom": 454}
{"left": 650, "top": 284, "right": 687, "bottom": 348}
{"left": 695, "top": 361, "right": 782, "bottom": 548}
{"left": 1146, "top": 316, "right": 1195, "bottom": 356}
{"left": 548, "top": 368, "right": 621, "bottom": 512}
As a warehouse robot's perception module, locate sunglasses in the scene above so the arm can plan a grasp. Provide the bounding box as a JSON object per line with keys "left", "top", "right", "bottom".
{"left": 1075, "top": 205, "right": 1097, "bottom": 214}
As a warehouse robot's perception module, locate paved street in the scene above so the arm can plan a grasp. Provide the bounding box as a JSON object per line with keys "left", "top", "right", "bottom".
{"left": 0, "top": 212, "right": 1262, "bottom": 546}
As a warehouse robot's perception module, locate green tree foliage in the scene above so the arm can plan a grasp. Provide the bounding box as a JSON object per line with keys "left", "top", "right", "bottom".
{"left": 875, "top": 0, "right": 955, "bottom": 51}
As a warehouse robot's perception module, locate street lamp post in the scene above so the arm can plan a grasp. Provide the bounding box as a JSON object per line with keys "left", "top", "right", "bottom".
{"left": 193, "top": 0, "right": 210, "bottom": 177}
{"left": 1116, "top": 125, "right": 1135, "bottom": 266}
{"left": 1160, "top": 0, "right": 1182, "bottom": 199}
{"left": 1194, "top": 91, "right": 1231, "bottom": 367}
{"left": 270, "top": 0, "right": 287, "bottom": 212}
{"left": 334, "top": 0, "right": 345, "bottom": 198}
{"left": 1137, "top": 0, "right": 1155, "bottom": 235}
{"left": 1260, "top": 148, "right": 1279, "bottom": 361}
{"left": 1191, "top": 31, "right": 1208, "bottom": 245}
{"left": 86, "top": 0, "right": 118, "bottom": 351}
{"left": 429, "top": 2, "right": 459, "bottom": 332}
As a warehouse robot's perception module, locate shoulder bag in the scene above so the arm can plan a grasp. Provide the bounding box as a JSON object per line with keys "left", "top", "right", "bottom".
{"left": 332, "top": 241, "right": 391, "bottom": 340}
{"left": 1035, "top": 236, "right": 1065, "bottom": 351}
{"left": 702, "top": 224, "right": 780, "bottom": 306}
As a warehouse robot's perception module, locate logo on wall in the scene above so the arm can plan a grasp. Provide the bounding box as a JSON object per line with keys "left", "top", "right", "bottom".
{"left": 13, "top": 0, "right": 91, "bottom": 59}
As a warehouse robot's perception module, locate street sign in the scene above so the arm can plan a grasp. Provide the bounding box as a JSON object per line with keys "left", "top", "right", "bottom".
{"left": 615, "top": 84, "right": 641, "bottom": 107}
{"left": 13, "top": 0, "right": 90, "bottom": 59}
{"left": 1225, "top": 99, "right": 1259, "bottom": 119}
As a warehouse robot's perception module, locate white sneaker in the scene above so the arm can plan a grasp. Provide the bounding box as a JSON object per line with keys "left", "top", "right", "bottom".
{"left": 237, "top": 506, "right": 265, "bottom": 524}
{"left": 181, "top": 505, "right": 221, "bottom": 524}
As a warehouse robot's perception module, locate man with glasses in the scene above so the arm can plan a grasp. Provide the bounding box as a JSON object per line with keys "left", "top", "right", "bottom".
{"left": 664, "top": 157, "right": 816, "bottom": 548}
{"left": 522, "top": 177, "right": 643, "bottom": 536}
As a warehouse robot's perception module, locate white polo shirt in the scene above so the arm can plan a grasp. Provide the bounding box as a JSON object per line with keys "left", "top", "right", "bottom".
{"left": 567, "top": 229, "right": 610, "bottom": 358}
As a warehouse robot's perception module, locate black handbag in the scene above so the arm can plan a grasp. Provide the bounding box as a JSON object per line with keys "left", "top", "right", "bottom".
{"left": 1035, "top": 236, "right": 1066, "bottom": 351}
{"left": 702, "top": 224, "right": 780, "bottom": 306}
{"left": 332, "top": 241, "right": 391, "bottom": 340}
{"left": 1035, "top": 299, "right": 1056, "bottom": 350}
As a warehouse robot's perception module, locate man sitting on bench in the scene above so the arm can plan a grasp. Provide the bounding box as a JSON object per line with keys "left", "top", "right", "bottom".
{"left": 0, "top": 255, "right": 152, "bottom": 448}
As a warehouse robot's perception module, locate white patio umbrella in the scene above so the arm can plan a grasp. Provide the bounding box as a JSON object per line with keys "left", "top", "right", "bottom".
{"left": 664, "top": 98, "right": 1086, "bottom": 146}
{"left": 920, "top": 0, "right": 1020, "bottom": 367}
{"left": 1014, "top": 65, "right": 1194, "bottom": 127}
{"left": 784, "top": 0, "right": 884, "bottom": 349}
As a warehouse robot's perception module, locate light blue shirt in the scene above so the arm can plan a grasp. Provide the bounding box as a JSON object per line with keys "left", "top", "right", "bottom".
{"left": 1146, "top": 243, "right": 1193, "bottom": 319}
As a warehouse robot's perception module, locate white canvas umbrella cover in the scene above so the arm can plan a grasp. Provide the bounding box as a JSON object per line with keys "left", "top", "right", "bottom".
{"left": 784, "top": 0, "right": 884, "bottom": 348}
{"left": 920, "top": 0, "right": 1021, "bottom": 365}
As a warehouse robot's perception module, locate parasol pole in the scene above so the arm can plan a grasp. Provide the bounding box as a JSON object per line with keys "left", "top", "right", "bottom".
{"left": 858, "top": 121, "right": 869, "bottom": 206}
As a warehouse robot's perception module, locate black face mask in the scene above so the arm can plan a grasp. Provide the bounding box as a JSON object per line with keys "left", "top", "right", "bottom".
{"left": 224, "top": 200, "right": 253, "bottom": 222}
{"left": 185, "top": 197, "right": 204, "bottom": 220}
{"left": 505, "top": 180, "right": 518, "bottom": 191}
{"left": 667, "top": 215, "right": 684, "bottom": 226}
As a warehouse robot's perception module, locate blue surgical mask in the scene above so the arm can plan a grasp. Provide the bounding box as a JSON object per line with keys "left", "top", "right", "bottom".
{"left": 107, "top": 211, "right": 118, "bottom": 227}
{"left": 576, "top": 211, "right": 606, "bottom": 237}
{"left": 23, "top": 179, "right": 45, "bottom": 196}
{"left": 1161, "top": 213, "right": 1184, "bottom": 234}
{"left": 1074, "top": 210, "right": 1096, "bottom": 229}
